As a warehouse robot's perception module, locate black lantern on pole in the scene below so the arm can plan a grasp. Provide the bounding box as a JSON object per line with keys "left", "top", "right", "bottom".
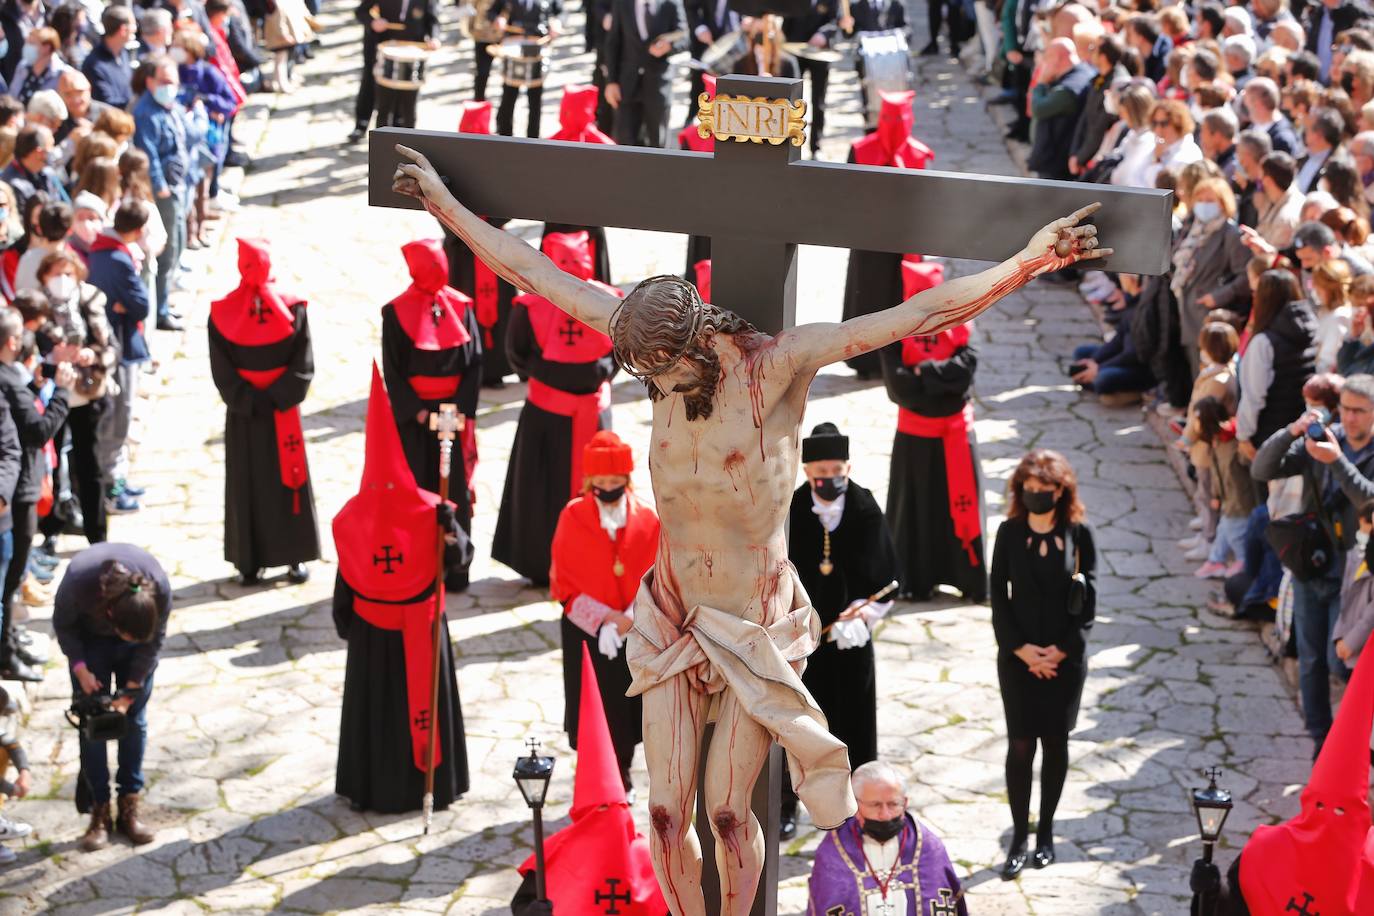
{"left": 1192, "top": 766, "right": 1233, "bottom": 864}
{"left": 514, "top": 738, "right": 555, "bottom": 902}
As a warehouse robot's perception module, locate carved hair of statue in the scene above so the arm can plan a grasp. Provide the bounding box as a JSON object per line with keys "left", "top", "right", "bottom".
{"left": 610, "top": 275, "right": 758, "bottom": 421}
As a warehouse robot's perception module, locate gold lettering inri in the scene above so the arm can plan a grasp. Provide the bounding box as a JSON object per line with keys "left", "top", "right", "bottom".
{"left": 696, "top": 93, "right": 808, "bottom": 147}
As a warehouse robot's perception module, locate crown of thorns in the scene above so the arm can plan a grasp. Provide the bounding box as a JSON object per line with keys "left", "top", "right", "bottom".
{"left": 609, "top": 275, "right": 708, "bottom": 381}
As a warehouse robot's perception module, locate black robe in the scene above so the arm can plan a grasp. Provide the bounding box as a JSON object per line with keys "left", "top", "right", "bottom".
{"left": 208, "top": 305, "right": 321, "bottom": 572}
{"left": 540, "top": 223, "right": 612, "bottom": 284}
{"left": 990, "top": 519, "right": 1096, "bottom": 738}
{"left": 380, "top": 303, "right": 483, "bottom": 588}
{"left": 560, "top": 615, "right": 640, "bottom": 775}
{"left": 840, "top": 149, "right": 903, "bottom": 379}
{"left": 880, "top": 341, "right": 987, "bottom": 602}
{"left": 786, "top": 481, "right": 897, "bottom": 775}
{"left": 332, "top": 546, "right": 469, "bottom": 814}
{"left": 443, "top": 223, "right": 517, "bottom": 385}
{"left": 490, "top": 303, "right": 616, "bottom": 586}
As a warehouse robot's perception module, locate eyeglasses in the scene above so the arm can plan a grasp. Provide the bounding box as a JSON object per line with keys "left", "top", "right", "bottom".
{"left": 1152, "top": 119, "right": 1172, "bottom": 128}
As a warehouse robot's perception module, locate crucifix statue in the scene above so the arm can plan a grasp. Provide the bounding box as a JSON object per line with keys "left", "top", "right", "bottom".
{"left": 376, "top": 73, "right": 1170, "bottom": 916}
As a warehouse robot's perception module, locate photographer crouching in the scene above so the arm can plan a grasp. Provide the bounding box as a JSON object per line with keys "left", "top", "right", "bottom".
{"left": 1252, "top": 374, "right": 1374, "bottom": 759}
{"left": 52, "top": 543, "right": 170, "bottom": 851}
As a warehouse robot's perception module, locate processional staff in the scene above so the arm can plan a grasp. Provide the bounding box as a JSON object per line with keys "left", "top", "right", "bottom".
{"left": 423, "top": 402, "right": 463, "bottom": 834}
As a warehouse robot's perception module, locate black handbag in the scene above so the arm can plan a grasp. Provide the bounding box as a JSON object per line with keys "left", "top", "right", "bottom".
{"left": 1064, "top": 525, "right": 1091, "bottom": 626}
{"left": 1266, "top": 468, "right": 1339, "bottom": 582}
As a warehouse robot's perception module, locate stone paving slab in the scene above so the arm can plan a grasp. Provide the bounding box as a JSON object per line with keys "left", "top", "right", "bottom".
{"left": 0, "top": 0, "right": 1314, "bottom": 913}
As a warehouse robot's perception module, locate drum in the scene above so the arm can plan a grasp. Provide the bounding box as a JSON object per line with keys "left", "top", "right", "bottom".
{"left": 858, "top": 29, "right": 912, "bottom": 128}
{"left": 489, "top": 39, "right": 547, "bottom": 88}
{"left": 375, "top": 41, "right": 430, "bottom": 91}
{"left": 783, "top": 40, "right": 843, "bottom": 64}
{"left": 700, "top": 30, "right": 750, "bottom": 76}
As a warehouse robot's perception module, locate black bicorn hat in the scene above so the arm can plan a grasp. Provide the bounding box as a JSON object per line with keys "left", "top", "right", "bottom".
{"left": 801, "top": 422, "right": 849, "bottom": 463}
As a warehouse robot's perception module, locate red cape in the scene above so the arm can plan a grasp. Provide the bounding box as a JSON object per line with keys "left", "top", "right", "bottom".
{"left": 851, "top": 90, "right": 935, "bottom": 169}
{"left": 518, "top": 285, "right": 618, "bottom": 365}
{"left": 390, "top": 239, "right": 473, "bottom": 351}
{"left": 209, "top": 238, "right": 303, "bottom": 347}
{"left": 550, "top": 492, "right": 660, "bottom": 612}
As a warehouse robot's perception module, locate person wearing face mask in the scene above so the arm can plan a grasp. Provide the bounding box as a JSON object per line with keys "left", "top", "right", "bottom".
{"left": 782, "top": 422, "right": 897, "bottom": 839}
{"left": 991, "top": 449, "right": 1096, "bottom": 880}
{"left": 9, "top": 27, "right": 67, "bottom": 107}
{"left": 132, "top": 56, "right": 189, "bottom": 333}
{"left": 1173, "top": 177, "right": 1253, "bottom": 377}
{"left": 549, "top": 430, "right": 658, "bottom": 795}
{"left": 492, "top": 231, "right": 619, "bottom": 588}
{"left": 807, "top": 761, "right": 967, "bottom": 916}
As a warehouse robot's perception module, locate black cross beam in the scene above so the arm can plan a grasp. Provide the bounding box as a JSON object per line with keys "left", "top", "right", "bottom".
{"left": 368, "top": 75, "right": 1171, "bottom": 334}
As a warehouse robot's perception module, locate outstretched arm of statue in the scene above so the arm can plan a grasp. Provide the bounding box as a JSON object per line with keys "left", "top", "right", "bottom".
{"left": 393, "top": 145, "right": 621, "bottom": 336}
{"left": 781, "top": 203, "right": 1112, "bottom": 374}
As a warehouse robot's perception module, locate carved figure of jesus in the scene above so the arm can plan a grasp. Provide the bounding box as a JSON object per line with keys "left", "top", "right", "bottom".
{"left": 393, "top": 145, "right": 1109, "bottom": 916}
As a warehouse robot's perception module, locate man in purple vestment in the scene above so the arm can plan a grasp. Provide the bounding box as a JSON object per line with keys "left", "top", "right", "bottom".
{"left": 807, "top": 761, "right": 967, "bottom": 916}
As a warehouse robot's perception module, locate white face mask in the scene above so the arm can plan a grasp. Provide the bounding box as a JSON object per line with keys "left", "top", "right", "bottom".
{"left": 169, "top": 46, "right": 188, "bottom": 64}
{"left": 1358, "top": 529, "right": 1370, "bottom": 551}
{"left": 1104, "top": 92, "right": 1120, "bottom": 116}
{"left": 45, "top": 274, "right": 75, "bottom": 301}
{"left": 1193, "top": 201, "right": 1223, "bottom": 222}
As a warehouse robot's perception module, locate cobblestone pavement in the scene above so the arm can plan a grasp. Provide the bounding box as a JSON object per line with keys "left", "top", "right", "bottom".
{"left": 0, "top": 2, "right": 1312, "bottom": 914}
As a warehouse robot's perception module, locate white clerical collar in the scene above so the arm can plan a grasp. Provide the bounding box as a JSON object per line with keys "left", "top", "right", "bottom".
{"left": 598, "top": 496, "right": 627, "bottom": 537}
{"left": 811, "top": 491, "right": 845, "bottom": 533}
{"left": 862, "top": 831, "right": 902, "bottom": 873}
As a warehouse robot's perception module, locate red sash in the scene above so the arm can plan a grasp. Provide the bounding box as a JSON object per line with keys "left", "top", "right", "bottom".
{"left": 897, "top": 404, "right": 980, "bottom": 566}
{"left": 473, "top": 258, "right": 500, "bottom": 349}
{"left": 353, "top": 595, "right": 442, "bottom": 771}
{"left": 527, "top": 377, "right": 611, "bottom": 498}
{"left": 409, "top": 374, "right": 462, "bottom": 401}
{"left": 237, "top": 366, "right": 309, "bottom": 514}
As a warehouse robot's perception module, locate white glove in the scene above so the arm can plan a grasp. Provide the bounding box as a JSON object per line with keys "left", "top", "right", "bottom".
{"left": 831, "top": 617, "right": 871, "bottom": 650}
{"left": 598, "top": 622, "right": 625, "bottom": 659}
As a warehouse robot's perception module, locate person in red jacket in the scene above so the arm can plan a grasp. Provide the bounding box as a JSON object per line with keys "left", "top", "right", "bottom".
{"left": 549, "top": 430, "right": 658, "bottom": 792}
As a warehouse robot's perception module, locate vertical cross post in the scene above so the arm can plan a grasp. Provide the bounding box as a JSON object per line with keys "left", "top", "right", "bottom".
{"left": 706, "top": 75, "right": 802, "bottom": 334}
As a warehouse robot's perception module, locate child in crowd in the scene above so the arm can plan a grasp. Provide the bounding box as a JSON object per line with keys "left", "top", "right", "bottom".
{"left": 0, "top": 686, "right": 33, "bottom": 865}
{"left": 1336, "top": 501, "right": 1374, "bottom": 669}
{"left": 1192, "top": 396, "right": 1256, "bottom": 579}
{"left": 1310, "top": 257, "right": 1354, "bottom": 374}
{"left": 1177, "top": 321, "right": 1240, "bottom": 561}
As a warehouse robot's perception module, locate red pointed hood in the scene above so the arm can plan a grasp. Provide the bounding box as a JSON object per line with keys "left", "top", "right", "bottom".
{"left": 693, "top": 258, "right": 711, "bottom": 303}
{"left": 390, "top": 239, "right": 473, "bottom": 351}
{"left": 852, "top": 90, "right": 935, "bottom": 169}
{"left": 1241, "top": 647, "right": 1374, "bottom": 915}
{"left": 679, "top": 74, "right": 717, "bottom": 152}
{"left": 331, "top": 364, "right": 441, "bottom": 601}
{"left": 542, "top": 231, "right": 595, "bottom": 282}
{"left": 209, "top": 238, "right": 303, "bottom": 347}
{"left": 459, "top": 100, "right": 493, "bottom": 134}
{"left": 551, "top": 85, "right": 615, "bottom": 144}
{"left": 571, "top": 643, "right": 627, "bottom": 819}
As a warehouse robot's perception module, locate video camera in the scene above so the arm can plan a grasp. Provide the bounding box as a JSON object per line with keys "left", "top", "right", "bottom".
{"left": 65, "top": 689, "right": 138, "bottom": 742}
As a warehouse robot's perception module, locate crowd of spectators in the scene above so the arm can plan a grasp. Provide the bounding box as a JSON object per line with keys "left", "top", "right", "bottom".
{"left": 970, "top": 0, "right": 1374, "bottom": 759}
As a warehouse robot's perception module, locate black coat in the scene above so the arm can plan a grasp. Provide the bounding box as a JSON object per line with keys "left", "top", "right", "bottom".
{"left": 355, "top": 0, "right": 439, "bottom": 44}
{"left": 0, "top": 361, "right": 68, "bottom": 505}
{"left": 1304, "top": 0, "right": 1374, "bottom": 58}
{"left": 782, "top": 0, "right": 838, "bottom": 43}
{"left": 786, "top": 481, "right": 897, "bottom": 767}
{"left": 844, "top": 0, "right": 905, "bottom": 33}
{"left": 990, "top": 518, "right": 1096, "bottom": 738}
{"left": 1027, "top": 63, "right": 1094, "bottom": 179}
{"left": 1069, "top": 64, "right": 1128, "bottom": 166}
{"left": 0, "top": 402, "right": 18, "bottom": 535}
{"left": 488, "top": 0, "right": 561, "bottom": 36}
{"left": 603, "top": 0, "right": 687, "bottom": 96}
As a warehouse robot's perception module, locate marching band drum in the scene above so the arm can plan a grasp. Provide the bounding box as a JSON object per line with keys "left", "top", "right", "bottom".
{"left": 487, "top": 38, "right": 549, "bottom": 89}
{"left": 857, "top": 29, "right": 912, "bottom": 128}
{"left": 374, "top": 40, "right": 434, "bottom": 128}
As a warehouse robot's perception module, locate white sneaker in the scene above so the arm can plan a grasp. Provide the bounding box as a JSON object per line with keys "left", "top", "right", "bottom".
{"left": 0, "top": 845, "right": 14, "bottom": 865}
{"left": 1178, "top": 535, "right": 1202, "bottom": 550}
{"left": 1189, "top": 516, "right": 1205, "bottom": 531}
{"left": 0, "top": 816, "right": 31, "bottom": 840}
{"left": 1185, "top": 543, "right": 1212, "bottom": 561}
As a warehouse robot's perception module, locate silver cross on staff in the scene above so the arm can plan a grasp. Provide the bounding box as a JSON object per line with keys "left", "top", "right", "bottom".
{"left": 428, "top": 403, "right": 464, "bottom": 483}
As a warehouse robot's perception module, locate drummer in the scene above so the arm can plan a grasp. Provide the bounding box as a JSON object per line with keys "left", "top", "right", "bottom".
{"left": 685, "top": 0, "right": 739, "bottom": 127}
{"left": 349, "top": 0, "right": 440, "bottom": 143}
{"left": 488, "top": 0, "right": 562, "bottom": 138}
{"left": 782, "top": 0, "right": 851, "bottom": 157}
{"left": 735, "top": 14, "right": 800, "bottom": 79}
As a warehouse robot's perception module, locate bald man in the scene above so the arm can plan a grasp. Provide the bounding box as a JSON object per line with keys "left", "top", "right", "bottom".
{"left": 55, "top": 69, "right": 107, "bottom": 150}
{"left": 1028, "top": 38, "right": 1095, "bottom": 181}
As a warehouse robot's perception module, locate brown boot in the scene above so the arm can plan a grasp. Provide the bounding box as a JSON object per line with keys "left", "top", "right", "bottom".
{"left": 116, "top": 794, "right": 155, "bottom": 845}
{"left": 79, "top": 804, "right": 112, "bottom": 852}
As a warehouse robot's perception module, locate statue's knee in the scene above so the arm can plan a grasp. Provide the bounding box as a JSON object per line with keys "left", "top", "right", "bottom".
{"left": 649, "top": 804, "right": 685, "bottom": 844}
{"left": 711, "top": 805, "right": 745, "bottom": 842}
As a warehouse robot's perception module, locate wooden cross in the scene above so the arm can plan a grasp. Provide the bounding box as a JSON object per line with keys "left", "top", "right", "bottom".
{"left": 368, "top": 75, "right": 1172, "bottom": 333}
{"left": 428, "top": 403, "right": 463, "bottom": 482}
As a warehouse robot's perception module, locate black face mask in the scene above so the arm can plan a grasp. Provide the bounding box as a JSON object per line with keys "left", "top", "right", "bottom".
{"left": 861, "top": 815, "right": 904, "bottom": 843}
{"left": 813, "top": 475, "right": 848, "bottom": 502}
{"left": 593, "top": 485, "right": 626, "bottom": 504}
{"left": 1022, "top": 489, "right": 1058, "bottom": 515}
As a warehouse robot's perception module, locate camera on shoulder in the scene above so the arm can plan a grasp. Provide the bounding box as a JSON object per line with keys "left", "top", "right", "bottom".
{"left": 66, "top": 689, "right": 136, "bottom": 742}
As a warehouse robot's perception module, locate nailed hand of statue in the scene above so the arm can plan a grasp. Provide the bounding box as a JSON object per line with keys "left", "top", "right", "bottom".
{"left": 393, "top": 145, "right": 448, "bottom": 204}
{"left": 1023, "top": 202, "right": 1113, "bottom": 276}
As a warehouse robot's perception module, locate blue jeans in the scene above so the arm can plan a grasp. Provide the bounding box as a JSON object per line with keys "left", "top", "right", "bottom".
{"left": 1290, "top": 571, "right": 1349, "bottom": 743}
{"left": 70, "top": 637, "right": 155, "bottom": 803}
{"left": 1208, "top": 515, "right": 1248, "bottom": 564}
{"left": 1071, "top": 344, "right": 1154, "bottom": 395}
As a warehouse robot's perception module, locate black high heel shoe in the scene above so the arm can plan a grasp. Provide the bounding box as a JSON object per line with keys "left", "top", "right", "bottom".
{"left": 1000, "top": 843, "right": 1028, "bottom": 881}
{"left": 1032, "top": 841, "right": 1055, "bottom": 868}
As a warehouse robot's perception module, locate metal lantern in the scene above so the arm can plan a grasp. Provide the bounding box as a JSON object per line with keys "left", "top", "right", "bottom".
{"left": 514, "top": 739, "right": 556, "bottom": 902}
{"left": 1192, "top": 767, "right": 1233, "bottom": 860}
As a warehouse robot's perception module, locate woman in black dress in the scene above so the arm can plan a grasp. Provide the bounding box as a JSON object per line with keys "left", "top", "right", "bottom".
{"left": 990, "top": 449, "right": 1096, "bottom": 880}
